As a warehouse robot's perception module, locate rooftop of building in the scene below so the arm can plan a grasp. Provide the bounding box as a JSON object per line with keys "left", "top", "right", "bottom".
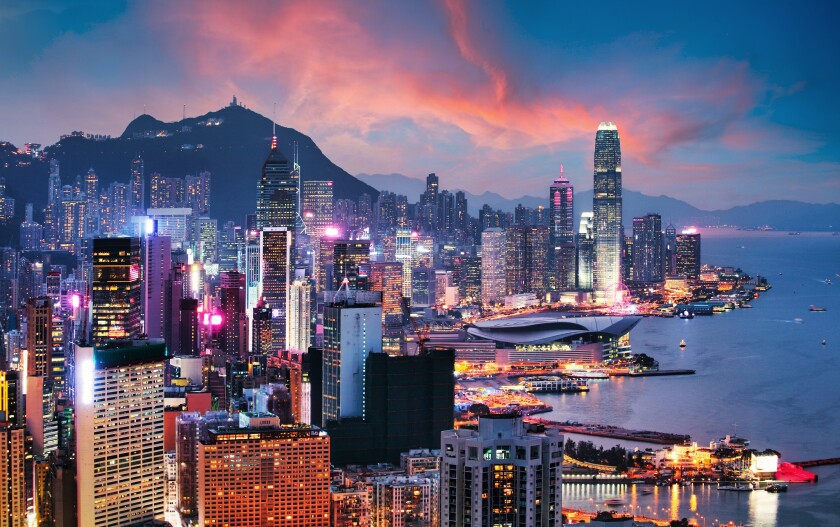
{"left": 466, "top": 313, "right": 641, "bottom": 345}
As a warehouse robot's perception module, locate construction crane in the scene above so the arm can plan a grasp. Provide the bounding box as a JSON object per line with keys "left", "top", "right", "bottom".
{"left": 402, "top": 296, "right": 429, "bottom": 354}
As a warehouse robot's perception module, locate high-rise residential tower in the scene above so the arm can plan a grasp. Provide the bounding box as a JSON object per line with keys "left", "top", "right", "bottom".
{"left": 260, "top": 227, "right": 293, "bottom": 352}
{"left": 593, "top": 122, "right": 623, "bottom": 303}
{"left": 480, "top": 228, "right": 506, "bottom": 305}
{"left": 676, "top": 230, "right": 702, "bottom": 281}
{"left": 144, "top": 231, "right": 171, "bottom": 340}
{"left": 441, "top": 414, "right": 563, "bottom": 527}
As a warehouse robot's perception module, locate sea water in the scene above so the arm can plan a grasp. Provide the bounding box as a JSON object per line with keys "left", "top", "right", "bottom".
{"left": 543, "top": 229, "right": 840, "bottom": 526}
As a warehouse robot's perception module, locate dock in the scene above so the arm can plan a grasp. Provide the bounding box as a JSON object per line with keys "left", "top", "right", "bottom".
{"left": 613, "top": 369, "right": 696, "bottom": 377}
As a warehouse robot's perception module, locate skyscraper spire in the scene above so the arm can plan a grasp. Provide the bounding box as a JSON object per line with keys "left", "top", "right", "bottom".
{"left": 271, "top": 102, "right": 277, "bottom": 150}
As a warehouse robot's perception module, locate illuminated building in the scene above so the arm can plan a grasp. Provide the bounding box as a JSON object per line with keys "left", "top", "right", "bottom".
{"left": 441, "top": 414, "right": 563, "bottom": 527}
{"left": 302, "top": 180, "right": 334, "bottom": 239}
{"left": 184, "top": 171, "right": 211, "bottom": 214}
{"left": 91, "top": 237, "right": 142, "bottom": 346}
{"left": 26, "top": 297, "right": 53, "bottom": 377}
{"left": 395, "top": 229, "right": 413, "bottom": 297}
{"left": 370, "top": 474, "right": 438, "bottom": 527}
{"left": 19, "top": 203, "right": 43, "bottom": 251}
{"left": 59, "top": 199, "right": 86, "bottom": 254}
{"left": 144, "top": 231, "right": 171, "bottom": 340}
{"left": 50, "top": 316, "right": 65, "bottom": 395}
{"left": 243, "top": 233, "right": 261, "bottom": 338}
{"left": 505, "top": 225, "right": 550, "bottom": 298}
{"left": 376, "top": 191, "right": 396, "bottom": 235}
{"left": 287, "top": 272, "right": 311, "bottom": 353}
{"left": 332, "top": 240, "right": 371, "bottom": 291}
{"left": 256, "top": 137, "right": 297, "bottom": 229}
{"left": 593, "top": 121, "right": 623, "bottom": 303}
{"left": 480, "top": 228, "right": 506, "bottom": 305}
{"left": 251, "top": 302, "right": 273, "bottom": 355}
{"left": 179, "top": 298, "right": 200, "bottom": 356}
{"left": 411, "top": 266, "right": 435, "bottom": 308}
{"left": 370, "top": 262, "right": 404, "bottom": 322}
{"left": 175, "top": 412, "right": 201, "bottom": 519}
{"left": 84, "top": 168, "right": 100, "bottom": 236}
{"left": 676, "top": 231, "right": 702, "bottom": 281}
{"left": 44, "top": 160, "right": 61, "bottom": 249}
{"left": 576, "top": 212, "right": 595, "bottom": 290}
{"left": 322, "top": 302, "right": 382, "bottom": 426}
{"left": 550, "top": 166, "right": 576, "bottom": 291}
{"left": 331, "top": 483, "right": 371, "bottom": 527}
{"left": 146, "top": 208, "right": 192, "bottom": 249}
{"left": 194, "top": 217, "right": 218, "bottom": 265}
{"left": 632, "top": 213, "right": 663, "bottom": 283}
{"left": 0, "top": 371, "right": 21, "bottom": 425}
{"left": 74, "top": 339, "right": 167, "bottom": 526}
{"left": 220, "top": 271, "right": 246, "bottom": 358}
{"left": 218, "top": 222, "right": 244, "bottom": 272}
{"left": 130, "top": 155, "right": 144, "bottom": 215}
{"left": 0, "top": 424, "right": 27, "bottom": 527}
{"left": 260, "top": 227, "right": 292, "bottom": 352}
{"left": 196, "top": 413, "right": 330, "bottom": 527}
{"left": 103, "top": 181, "right": 130, "bottom": 234}
{"left": 664, "top": 223, "right": 678, "bottom": 277}
{"left": 150, "top": 173, "right": 184, "bottom": 209}
{"left": 454, "top": 256, "right": 481, "bottom": 305}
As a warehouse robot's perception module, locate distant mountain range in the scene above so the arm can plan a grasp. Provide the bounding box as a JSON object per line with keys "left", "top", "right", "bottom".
{"left": 0, "top": 104, "right": 378, "bottom": 227}
{"left": 357, "top": 173, "right": 840, "bottom": 231}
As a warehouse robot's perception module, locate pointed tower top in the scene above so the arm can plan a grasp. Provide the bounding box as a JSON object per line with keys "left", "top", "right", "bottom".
{"left": 271, "top": 102, "right": 277, "bottom": 149}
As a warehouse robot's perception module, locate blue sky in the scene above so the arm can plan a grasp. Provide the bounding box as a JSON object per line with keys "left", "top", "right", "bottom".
{"left": 0, "top": 0, "right": 838, "bottom": 207}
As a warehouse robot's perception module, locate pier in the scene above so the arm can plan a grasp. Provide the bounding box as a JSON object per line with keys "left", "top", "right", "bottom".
{"left": 614, "top": 369, "right": 696, "bottom": 377}
{"left": 792, "top": 458, "right": 840, "bottom": 468}
{"left": 528, "top": 418, "right": 691, "bottom": 444}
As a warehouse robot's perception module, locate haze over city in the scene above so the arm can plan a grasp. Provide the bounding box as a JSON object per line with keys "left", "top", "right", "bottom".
{"left": 1, "top": 0, "right": 839, "bottom": 207}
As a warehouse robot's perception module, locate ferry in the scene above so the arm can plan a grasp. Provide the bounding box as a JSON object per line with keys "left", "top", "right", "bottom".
{"left": 679, "top": 310, "right": 694, "bottom": 319}
{"left": 519, "top": 376, "right": 589, "bottom": 393}
{"left": 766, "top": 483, "right": 788, "bottom": 493}
{"left": 566, "top": 369, "right": 609, "bottom": 380}
{"left": 718, "top": 482, "right": 754, "bottom": 492}
{"left": 809, "top": 305, "right": 827, "bottom": 312}
{"left": 679, "top": 340, "right": 687, "bottom": 348}
{"left": 604, "top": 498, "right": 626, "bottom": 507}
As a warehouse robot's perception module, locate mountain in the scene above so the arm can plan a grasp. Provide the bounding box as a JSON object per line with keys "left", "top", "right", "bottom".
{"left": 0, "top": 104, "right": 379, "bottom": 226}
{"left": 357, "top": 173, "right": 840, "bottom": 230}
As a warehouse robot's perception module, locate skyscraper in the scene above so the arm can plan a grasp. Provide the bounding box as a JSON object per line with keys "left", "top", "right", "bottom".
{"left": 441, "top": 415, "right": 564, "bottom": 527}
{"left": 287, "top": 273, "right": 311, "bottom": 353}
{"left": 550, "top": 166, "right": 576, "bottom": 291}
{"left": 130, "top": 155, "right": 144, "bottom": 215}
{"left": 593, "top": 122, "right": 623, "bottom": 303}
{"left": 664, "top": 223, "right": 677, "bottom": 277}
{"left": 220, "top": 271, "right": 247, "bottom": 358}
{"left": 576, "top": 212, "right": 595, "bottom": 290}
{"left": 322, "top": 302, "right": 382, "bottom": 425}
{"left": 332, "top": 240, "right": 371, "bottom": 291}
{"left": 144, "top": 232, "right": 171, "bottom": 340}
{"left": 0, "top": 424, "right": 27, "bottom": 527}
{"left": 256, "top": 137, "right": 297, "bottom": 229}
{"left": 91, "top": 237, "right": 142, "bottom": 346}
{"left": 505, "top": 226, "right": 550, "bottom": 299}
{"left": 632, "top": 213, "right": 664, "bottom": 283}
{"left": 480, "top": 228, "right": 506, "bottom": 305}
{"left": 75, "top": 339, "right": 167, "bottom": 526}
{"left": 302, "top": 180, "right": 334, "bottom": 239}
{"left": 260, "top": 228, "right": 293, "bottom": 352}
{"left": 676, "top": 230, "right": 702, "bottom": 281}
{"left": 370, "top": 262, "right": 404, "bottom": 323}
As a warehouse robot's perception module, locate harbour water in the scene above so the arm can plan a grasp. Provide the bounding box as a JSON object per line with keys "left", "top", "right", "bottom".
{"left": 545, "top": 229, "right": 840, "bottom": 526}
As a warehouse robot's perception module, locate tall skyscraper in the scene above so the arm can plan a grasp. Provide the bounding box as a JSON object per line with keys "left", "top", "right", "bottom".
{"left": 256, "top": 137, "right": 297, "bottom": 229}
{"left": 632, "top": 213, "right": 664, "bottom": 283}
{"left": 550, "top": 166, "right": 576, "bottom": 291}
{"left": 480, "top": 228, "right": 506, "bottom": 305}
{"left": 322, "top": 302, "right": 382, "bottom": 426}
{"left": 593, "top": 122, "right": 623, "bottom": 303}
{"left": 75, "top": 339, "right": 167, "bottom": 525}
{"left": 504, "top": 226, "right": 550, "bottom": 298}
{"left": 260, "top": 228, "right": 292, "bottom": 352}
{"left": 332, "top": 240, "right": 371, "bottom": 291}
{"left": 91, "top": 237, "right": 142, "bottom": 346}
{"left": 197, "top": 413, "right": 330, "bottom": 527}
{"left": 676, "top": 230, "right": 702, "bottom": 280}
{"left": 441, "top": 415, "right": 564, "bottom": 527}
{"left": 20, "top": 203, "right": 43, "bottom": 251}
{"left": 26, "top": 297, "right": 53, "bottom": 377}
{"left": 144, "top": 232, "right": 171, "bottom": 340}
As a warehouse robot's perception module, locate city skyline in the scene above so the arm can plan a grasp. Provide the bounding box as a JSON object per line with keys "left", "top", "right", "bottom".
{"left": 0, "top": 1, "right": 838, "bottom": 208}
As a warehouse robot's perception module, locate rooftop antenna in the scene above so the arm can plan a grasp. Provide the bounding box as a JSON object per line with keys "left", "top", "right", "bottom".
{"left": 183, "top": 104, "right": 186, "bottom": 120}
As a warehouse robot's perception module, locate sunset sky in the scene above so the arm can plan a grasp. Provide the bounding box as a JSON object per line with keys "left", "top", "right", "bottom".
{"left": 1, "top": 0, "right": 838, "bottom": 207}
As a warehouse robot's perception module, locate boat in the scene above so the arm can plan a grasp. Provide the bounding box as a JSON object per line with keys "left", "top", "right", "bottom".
{"left": 810, "top": 305, "right": 827, "bottom": 312}
{"left": 766, "top": 483, "right": 788, "bottom": 493}
{"left": 679, "top": 339, "right": 687, "bottom": 348}
{"left": 679, "top": 310, "right": 694, "bottom": 319}
{"left": 566, "top": 369, "right": 609, "bottom": 379}
{"left": 788, "top": 232, "right": 801, "bottom": 236}
{"left": 718, "top": 482, "right": 754, "bottom": 492}
{"left": 822, "top": 339, "right": 827, "bottom": 346}
{"left": 604, "top": 498, "right": 626, "bottom": 507}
